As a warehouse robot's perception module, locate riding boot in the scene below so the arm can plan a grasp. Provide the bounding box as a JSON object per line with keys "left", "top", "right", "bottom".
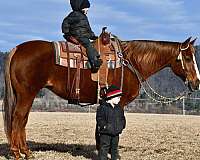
{"left": 87, "top": 46, "right": 102, "bottom": 73}
{"left": 93, "top": 55, "right": 103, "bottom": 68}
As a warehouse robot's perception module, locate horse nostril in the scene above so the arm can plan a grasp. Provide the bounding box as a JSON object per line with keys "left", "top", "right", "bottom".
{"left": 196, "top": 79, "right": 200, "bottom": 90}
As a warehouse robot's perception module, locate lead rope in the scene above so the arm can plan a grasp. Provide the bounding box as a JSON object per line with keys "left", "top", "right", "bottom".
{"left": 118, "top": 53, "right": 190, "bottom": 104}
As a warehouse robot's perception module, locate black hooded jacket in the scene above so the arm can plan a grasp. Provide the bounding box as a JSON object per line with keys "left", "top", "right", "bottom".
{"left": 62, "top": 0, "right": 95, "bottom": 39}
{"left": 70, "top": 0, "right": 90, "bottom": 11}
{"left": 96, "top": 101, "right": 126, "bottom": 136}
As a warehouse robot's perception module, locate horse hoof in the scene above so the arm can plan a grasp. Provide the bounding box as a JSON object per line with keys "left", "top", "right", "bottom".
{"left": 5, "top": 154, "right": 23, "bottom": 160}
{"left": 25, "top": 154, "right": 35, "bottom": 160}
{"left": 24, "top": 151, "right": 35, "bottom": 160}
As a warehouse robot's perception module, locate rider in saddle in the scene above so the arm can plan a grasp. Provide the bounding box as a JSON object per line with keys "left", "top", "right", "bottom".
{"left": 62, "top": 0, "right": 103, "bottom": 72}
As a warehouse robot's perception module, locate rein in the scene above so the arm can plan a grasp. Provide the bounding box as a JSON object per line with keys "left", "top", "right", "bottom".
{"left": 118, "top": 46, "right": 191, "bottom": 104}
{"left": 177, "top": 43, "right": 190, "bottom": 70}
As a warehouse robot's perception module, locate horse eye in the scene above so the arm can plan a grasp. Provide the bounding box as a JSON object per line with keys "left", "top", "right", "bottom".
{"left": 184, "top": 56, "right": 191, "bottom": 61}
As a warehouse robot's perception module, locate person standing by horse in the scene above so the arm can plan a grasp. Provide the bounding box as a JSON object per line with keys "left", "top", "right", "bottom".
{"left": 62, "top": 0, "right": 102, "bottom": 72}
{"left": 96, "top": 85, "right": 126, "bottom": 160}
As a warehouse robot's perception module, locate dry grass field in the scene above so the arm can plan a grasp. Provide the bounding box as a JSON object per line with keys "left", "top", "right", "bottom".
{"left": 0, "top": 112, "right": 200, "bottom": 160}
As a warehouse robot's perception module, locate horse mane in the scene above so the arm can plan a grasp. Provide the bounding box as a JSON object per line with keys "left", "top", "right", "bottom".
{"left": 122, "top": 40, "right": 181, "bottom": 77}
{"left": 124, "top": 40, "right": 180, "bottom": 62}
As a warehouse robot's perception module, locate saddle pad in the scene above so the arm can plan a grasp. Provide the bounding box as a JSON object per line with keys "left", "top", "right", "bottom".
{"left": 53, "top": 41, "right": 121, "bottom": 69}
{"left": 54, "top": 41, "right": 89, "bottom": 69}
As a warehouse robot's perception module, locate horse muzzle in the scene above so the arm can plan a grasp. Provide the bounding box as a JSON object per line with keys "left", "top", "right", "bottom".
{"left": 186, "top": 79, "right": 200, "bottom": 91}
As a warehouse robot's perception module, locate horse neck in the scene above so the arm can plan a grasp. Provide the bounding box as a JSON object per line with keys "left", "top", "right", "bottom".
{"left": 126, "top": 40, "right": 180, "bottom": 80}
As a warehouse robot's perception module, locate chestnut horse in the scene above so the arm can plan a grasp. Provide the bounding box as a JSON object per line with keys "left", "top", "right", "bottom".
{"left": 3, "top": 35, "right": 200, "bottom": 159}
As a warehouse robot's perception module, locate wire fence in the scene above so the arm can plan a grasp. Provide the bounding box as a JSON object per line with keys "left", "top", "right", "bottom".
{"left": 0, "top": 97, "right": 200, "bottom": 115}
{"left": 31, "top": 96, "right": 200, "bottom": 115}
{"left": 127, "top": 97, "right": 200, "bottom": 115}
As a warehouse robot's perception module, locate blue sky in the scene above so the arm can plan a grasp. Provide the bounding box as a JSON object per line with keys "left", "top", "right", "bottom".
{"left": 0, "top": 0, "right": 199, "bottom": 51}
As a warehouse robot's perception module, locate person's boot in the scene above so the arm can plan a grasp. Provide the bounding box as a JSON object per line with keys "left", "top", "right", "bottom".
{"left": 91, "top": 57, "right": 103, "bottom": 73}
{"left": 87, "top": 57, "right": 96, "bottom": 73}
{"left": 94, "top": 56, "right": 103, "bottom": 68}
{"left": 87, "top": 47, "right": 103, "bottom": 73}
{"left": 87, "top": 55, "right": 102, "bottom": 73}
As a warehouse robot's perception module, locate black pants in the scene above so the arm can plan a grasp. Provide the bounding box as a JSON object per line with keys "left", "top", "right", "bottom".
{"left": 98, "top": 134, "right": 119, "bottom": 160}
{"left": 77, "top": 37, "right": 99, "bottom": 63}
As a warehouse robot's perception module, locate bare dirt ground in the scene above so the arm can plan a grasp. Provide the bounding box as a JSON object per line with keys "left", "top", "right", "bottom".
{"left": 0, "top": 112, "right": 200, "bottom": 160}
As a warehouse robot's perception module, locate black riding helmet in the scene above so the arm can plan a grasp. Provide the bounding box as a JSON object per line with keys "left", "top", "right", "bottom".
{"left": 70, "top": 0, "right": 90, "bottom": 11}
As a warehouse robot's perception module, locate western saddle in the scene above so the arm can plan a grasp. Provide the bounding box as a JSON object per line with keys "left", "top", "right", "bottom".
{"left": 53, "top": 27, "right": 122, "bottom": 103}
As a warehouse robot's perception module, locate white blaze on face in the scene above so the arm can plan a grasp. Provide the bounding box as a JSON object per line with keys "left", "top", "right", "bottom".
{"left": 178, "top": 52, "right": 184, "bottom": 69}
{"left": 192, "top": 54, "right": 200, "bottom": 89}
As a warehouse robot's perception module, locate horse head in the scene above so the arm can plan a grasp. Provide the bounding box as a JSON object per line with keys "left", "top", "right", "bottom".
{"left": 171, "top": 37, "right": 200, "bottom": 91}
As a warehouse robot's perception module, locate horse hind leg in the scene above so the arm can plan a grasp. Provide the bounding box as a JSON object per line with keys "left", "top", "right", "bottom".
{"left": 19, "top": 116, "right": 34, "bottom": 159}
{"left": 10, "top": 93, "right": 35, "bottom": 159}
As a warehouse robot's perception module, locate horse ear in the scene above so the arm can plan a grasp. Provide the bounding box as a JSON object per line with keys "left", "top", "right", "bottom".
{"left": 190, "top": 37, "right": 197, "bottom": 45}
{"left": 182, "top": 37, "right": 192, "bottom": 47}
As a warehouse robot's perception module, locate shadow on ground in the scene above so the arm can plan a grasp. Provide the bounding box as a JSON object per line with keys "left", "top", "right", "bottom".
{"left": 0, "top": 141, "right": 98, "bottom": 159}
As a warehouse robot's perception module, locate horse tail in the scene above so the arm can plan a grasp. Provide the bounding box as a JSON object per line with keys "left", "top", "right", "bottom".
{"left": 2, "top": 47, "right": 17, "bottom": 144}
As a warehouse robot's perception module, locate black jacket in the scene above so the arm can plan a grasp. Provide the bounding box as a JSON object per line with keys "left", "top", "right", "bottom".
{"left": 96, "top": 102, "right": 126, "bottom": 136}
{"left": 62, "top": 0, "right": 95, "bottom": 39}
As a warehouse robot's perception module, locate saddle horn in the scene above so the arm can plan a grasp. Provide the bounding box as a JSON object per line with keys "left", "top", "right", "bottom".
{"left": 102, "top": 27, "right": 107, "bottom": 33}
